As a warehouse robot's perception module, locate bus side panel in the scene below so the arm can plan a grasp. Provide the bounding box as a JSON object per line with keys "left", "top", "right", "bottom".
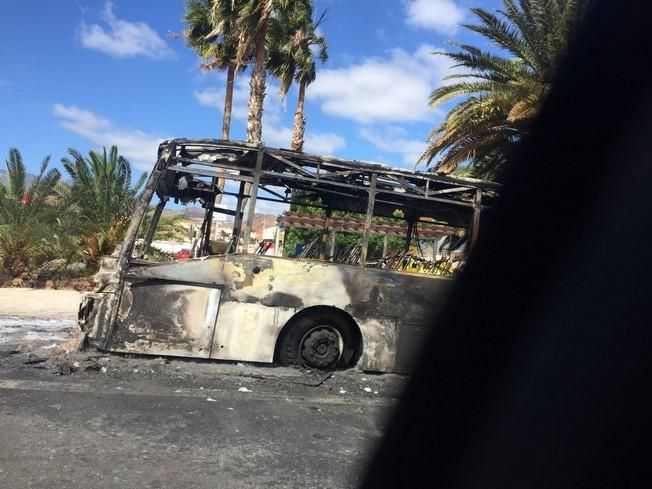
{"left": 210, "top": 301, "right": 295, "bottom": 363}
{"left": 357, "top": 317, "right": 399, "bottom": 372}
{"left": 343, "top": 269, "right": 453, "bottom": 373}
{"left": 210, "top": 255, "right": 353, "bottom": 363}
{"left": 394, "top": 322, "right": 430, "bottom": 374}
{"left": 108, "top": 280, "right": 219, "bottom": 358}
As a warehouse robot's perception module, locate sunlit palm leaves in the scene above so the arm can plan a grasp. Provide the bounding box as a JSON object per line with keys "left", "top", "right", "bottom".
{"left": 61, "top": 146, "right": 146, "bottom": 266}
{"left": 267, "top": 6, "right": 328, "bottom": 151}
{"left": 184, "top": 0, "right": 244, "bottom": 139}
{"left": 419, "top": 0, "right": 586, "bottom": 179}
{"left": 215, "top": 0, "right": 309, "bottom": 144}
{"left": 0, "top": 149, "right": 62, "bottom": 276}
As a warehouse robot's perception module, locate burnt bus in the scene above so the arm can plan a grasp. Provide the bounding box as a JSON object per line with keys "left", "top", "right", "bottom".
{"left": 78, "top": 140, "right": 498, "bottom": 373}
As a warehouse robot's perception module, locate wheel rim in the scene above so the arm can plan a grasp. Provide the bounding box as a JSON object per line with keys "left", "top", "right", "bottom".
{"left": 299, "top": 326, "right": 343, "bottom": 369}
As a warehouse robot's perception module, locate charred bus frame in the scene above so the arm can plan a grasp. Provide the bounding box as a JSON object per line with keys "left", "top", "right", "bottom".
{"left": 78, "top": 140, "right": 499, "bottom": 373}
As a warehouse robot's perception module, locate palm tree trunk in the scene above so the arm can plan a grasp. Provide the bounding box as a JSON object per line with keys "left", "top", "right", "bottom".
{"left": 215, "top": 62, "right": 236, "bottom": 205}
{"left": 222, "top": 63, "right": 235, "bottom": 140}
{"left": 292, "top": 81, "right": 307, "bottom": 152}
{"left": 247, "top": 28, "right": 268, "bottom": 144}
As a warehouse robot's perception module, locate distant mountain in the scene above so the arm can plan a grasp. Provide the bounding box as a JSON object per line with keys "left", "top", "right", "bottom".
{"left": 0, "top": 169, "right": 37, "bottom": 186}
{"left": 181, "top": 207, "right": 206, "bottom": 219}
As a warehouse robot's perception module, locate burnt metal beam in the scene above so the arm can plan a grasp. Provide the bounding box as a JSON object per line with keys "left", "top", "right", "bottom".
{"left": 244, "top": 150, "right": 264, "bottom": 253}
{"left": 201, "top": 186, "right": 217, "bottom": 256}
{"left": 106, "top": 142, "right": 177, "bottom": 350}
{"left": 393, "top": 176, "right": 427, "bottom": 196}
{"left": 470, "top": 187, "right": 482, "bottom": 250}
{"left": 258, "top": 169, "right": 476, "bottom": 208}
{"left": 267, "top": 153, "right": 316, "bottom": 178}
{"left": 260, "top": 185, "right": 289, "bottom": 202}
{"left": 173, "top": 151, "right": 254, "bottom": 170}
{"left": 141, "top": 197, "right": 167, "bottom": 257}
{"left": 166, "top": 139, "right": 501, "bottom": 190}
{"left": 360, "top": 173, "right": 378, "bottom": 267}
{"left": 169, "top": 166, "right": 254, "bottom": 183}
{"left": 212, "top": 206, "right": 240, "bottom": 217}
{"left": 230, "top": 180, "right": 247, "bottom": 253}
{"left": 405, "top": 219, "right": 415, "bottom": 252}
{"left": 251, "top": 196, "right": 290, "bottom": 205}
{"left": 426, "top": 186, "right": 474, "bottom": 196}
{"left": 318, "top": 169, "right": 365, "bottom": 180}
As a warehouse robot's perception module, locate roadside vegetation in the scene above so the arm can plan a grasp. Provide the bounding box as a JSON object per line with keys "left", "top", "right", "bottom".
{"left": 0, "top": 147, "right": 145, "bottom": 287}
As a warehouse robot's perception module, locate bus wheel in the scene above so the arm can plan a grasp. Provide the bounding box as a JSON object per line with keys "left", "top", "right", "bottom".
{"left": 279, "top": 314, "right": 357, "bottom": 370}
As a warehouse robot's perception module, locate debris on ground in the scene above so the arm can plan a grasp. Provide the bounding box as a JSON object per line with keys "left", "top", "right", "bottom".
{"left": 0, "top": 314, "right": 408, "bottom": 405}
{"left": 57, "top": 360, "right": 76, "bottom": 376}
{"left": 23, "top": 356, "right": 47, "bottom": 365}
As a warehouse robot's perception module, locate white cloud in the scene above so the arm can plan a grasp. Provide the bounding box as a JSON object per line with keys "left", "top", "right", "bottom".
{"left": 264, "top": 126, "right": 346, "bottom": 156}
{"left": 359, "top": 126, "right": 427, "bottom": 168}
{"left": 79, "top": 1, "right": 174, "bottom": 60}
{"left": 53, "top": 104, "right": 168, "bottom": 171}
{"left": 194, "top": 75, "right": 253, "bottom": 122}
{"left": 193, "top": 89, "right": 223, "bottom": 110}
{"left": 303, "top": 131, "right": 347, "bottom": 155}
{"left": 404, "top": 0, "right": 465, "bottom": 34}
{"left": 194, "top": 76, "right": 346, "bottom": 155}
{"left": 308, "top": 44, "right": 452, "bottom": 124}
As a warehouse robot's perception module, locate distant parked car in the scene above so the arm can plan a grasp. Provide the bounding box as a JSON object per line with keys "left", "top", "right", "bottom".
{"left": 174, "top": 249, "right": 191, "bottom": 260}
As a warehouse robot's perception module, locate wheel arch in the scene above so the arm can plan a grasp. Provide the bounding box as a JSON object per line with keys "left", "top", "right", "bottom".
{"left": 274, "top": 306, "right": 363, "bottom": 368}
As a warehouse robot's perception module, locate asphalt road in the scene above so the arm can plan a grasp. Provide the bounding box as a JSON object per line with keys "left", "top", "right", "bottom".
{"left": 0, "top": 316, "right": 402, "bottom": 489}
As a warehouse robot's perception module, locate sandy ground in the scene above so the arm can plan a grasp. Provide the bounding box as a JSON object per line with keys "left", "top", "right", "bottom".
{"left": 0, "top": 288, "right": 81, "bottom": 320}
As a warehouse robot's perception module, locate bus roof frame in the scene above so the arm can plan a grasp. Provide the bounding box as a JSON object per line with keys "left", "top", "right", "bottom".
{"left": 123, "top": 139, "right": 500, "bottom": 269}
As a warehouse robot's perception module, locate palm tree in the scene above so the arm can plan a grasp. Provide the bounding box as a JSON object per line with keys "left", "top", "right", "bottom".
{"left": 418, "top": 0, "right": 586, "bottom": 179}
{"left": 267, "top": 8, "right": 328, "bottom": 152}
{"left": 227, "top": 0, "right": 317, "bottom": 145}
{"left": 185, "top": 0, "right": 248, "bottom": 205}
{"left": 0, "top": 149, "right": 62, "bottom": 277}
{"left": 61, "top": 146, "right": 147, "bottom": 265}
{"left": 234, "top": 0, "right": 276, "bottom": 144}
{"left": 184, "top": 0, "right": 243, "bottom": 140}
{"left": 153, "top": 214, "right": 190, "bottom": 242}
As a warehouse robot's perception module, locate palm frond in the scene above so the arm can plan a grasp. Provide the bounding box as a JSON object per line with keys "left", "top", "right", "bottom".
{"left": 6, "top": 148, "right": 26, "bottom": 199}
{"left": 419, "top": 0, "right": 585, "bottom": 178}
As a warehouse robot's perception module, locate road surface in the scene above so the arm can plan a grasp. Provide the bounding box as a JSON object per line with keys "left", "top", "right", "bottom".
{"left": 0, "top": 292, "right": 403, "bottom": 488}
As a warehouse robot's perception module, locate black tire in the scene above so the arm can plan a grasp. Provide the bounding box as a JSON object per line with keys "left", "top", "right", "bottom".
{"left": 278, "top": 313, "right": 359, "bottom": 370}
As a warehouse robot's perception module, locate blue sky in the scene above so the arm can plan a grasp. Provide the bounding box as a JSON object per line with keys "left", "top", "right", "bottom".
{"left": 0, "top": 0, "right": 501, "bottom": 179}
